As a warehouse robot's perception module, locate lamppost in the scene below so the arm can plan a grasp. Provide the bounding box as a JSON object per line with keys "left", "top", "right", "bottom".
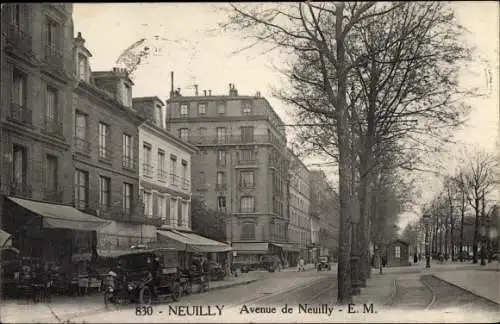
{"left": 423, "top": 214, "right": 431, "bottom": 269}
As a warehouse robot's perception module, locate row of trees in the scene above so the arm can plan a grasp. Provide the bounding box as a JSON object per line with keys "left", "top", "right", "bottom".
{"left": 220, "top": 2, "right": 474, "bottom": 303}
{"left": 403, "top": 150, "right": 499, "bottom": 264}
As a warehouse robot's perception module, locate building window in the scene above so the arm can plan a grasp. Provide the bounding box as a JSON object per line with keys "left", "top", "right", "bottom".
{"left": 155, "top": 104, "right": 163, "bottom": 127}
{"left": 170, "top": 198, "right": 177, "bottom": 225}
{"left": 122, "top": 183, "right": 133, "bottom": 213}
{"left": 158, "top": 149, "right": 166, "bottom": 180}
{"left": 240, "top": 149, "right": 255, "bottom": 162}
{"left": 180, "top": 104, "right": 188, "bottom": 116}
{"left": 241, "top": 223, "right": 255, "bottom": 240}
{"left": 240, "top": 196, "right": 255, "bottom": 213}
{"left": 217, "top": 172, "right": 226, "bottom": 190}
{"left": 143, "top": 191, "right": 152, "bottom": 217}
{"left": 395, "top": 246, "right": 401, "bottom": 258}
{"left": 240, "top": 171, "right": 255, "bottom": 188}
{"left": 45, "top": 17, "right": 58, "bottom": 48}
{"left": 158, "top": 195, "right": 166, "bottom": 220}
{"left": 122, "top": 134, "right": 134, "bottom": 169}
{"left": 98, "top": 122, "right": 111, "bottom": 160}
{"left": 241, "top": 126, "right": 254, "bottom": 143}
{"left": 12, "top": 145, "right": 27, "bottom": 187}
{"left": 179, "top": 128, "right": 189, "bottom": 142}
{"left": 170, "top": 156, "right": 177, "bottom": 185}
{"left": 242, "top": 101, "right": 252, "bottom": 116}
{"left": 199, "top": 171, "right": 206, "bottom": 184}
{"left": 217, "top": 102, "right": 226, "bottom": 115}
{"left": 217, "top": 196, "right": 226, "bottom": 211}
{"left": 198, "top": 103, "right": 206, "bottom": 116}
{"left": 143, "top": 142, "right": 152, "bottom": 176}
{"left": 216, "top": 127, "right": 226, "bottom": 144}
{"left": 12, "top": 69, "right": 26, "bottom": 108}
{"left": 44, "top": 86, "right": 60, "bottom": 133}
{"left": 217, "top": 150, "right": 226, "bottom": 167}
{"left": 78, "top": 53, "right": 87, "bottom": 81}
{"left": 198, "top": 127, "right": 206, "bottom": 138}
{"left": 74, "top": 169, "right": 88, "bottom": 210}
{"left": 182, "top": 163, "right": 188, "bottom": 182}
{"left": 45, "top": 155, "right": 58, "bottom": 192}
{"left": 99, "top": 176, "right": 110, "bottom": 210}
{"left": 177, "top": 200, "right": 183, "bottom": 227}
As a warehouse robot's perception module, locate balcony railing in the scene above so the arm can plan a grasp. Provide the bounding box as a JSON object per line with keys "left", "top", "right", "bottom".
{"left": 143, "top": 163, "right": 154, "bottom": 177}
{"left": 239, "top": 181, "right": 256, "bottom": 189}
{"left": 237, "top": 158, "right": 258, "bottom": 166}
{"left": 215, "top": 183, "right": 227, "bottom": 191}
{"left": 240, "top": 207, "right": 256, "bottom": 213}
{"left": 6, "top": 24, "right": 32, "bottom": 52}
{"left": 170, "top": 173, "right": 179, "bottom": 186}
{"left": 122, "top": 156, "right": 136, "bottom": 170}
{"left": 157, "top": 169, "right": 168, "bottom": 181}
{"left": 8, "top": 103, "right": 32, "bottom": 125}
{"left": 4, "top": 181, "right": 32, "bottom": 198}
{"left": 187, "top": 135, "right": 273, "bottom": 146}
{"left": 44, "top": 44, "right": 64, "bottom": 69}
{"left": 43, "top": 116, "right": 63, "bottom": 137}
{"left": 43, "top": 188, "right": 63, "bottom": 203}
{"left": 98, "top": 146, "right": 113, "bottom": 162}
{"left": 181, "top": 177, "right": 190, "bottom": 190}
{"left": 74, "top": 137, "right": 91, "bottom": 155}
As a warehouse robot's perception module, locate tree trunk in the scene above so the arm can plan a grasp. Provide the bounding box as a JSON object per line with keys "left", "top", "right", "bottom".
{"left": 472, "top": 200, "right": 480, "bottom": 264}
{"left": 459, "top": 191, "right": 465, "bottom": 262}
{"left": 335, "top": 2, "right": 352, "bottom": 305}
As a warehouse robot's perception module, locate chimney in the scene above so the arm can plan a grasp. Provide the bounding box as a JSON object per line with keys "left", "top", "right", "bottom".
{"left": 194, "top": 84, "right": 199, "bottom": 96}
{"left": 177, "top": 88, "right": 181, "bottom": 96}
{"left": 208, "top": 90, "right": 212, "bottom": 96}
{"left": 228, "top": 83, "right": 232, "bottom": 95}
{"left": 170, "top": 71, "right": 174, "bottom": 98}
{"left": 203, "top": 90, "right": 207, "bottom": 96}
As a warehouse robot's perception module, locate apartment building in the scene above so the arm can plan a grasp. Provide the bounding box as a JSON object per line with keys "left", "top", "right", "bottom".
{"left": 288, "top": 149, "right": 312, "bottom": 264}
{"left": 309, "top": 170, "right": 340, "bottom": 260}
{"left": 166, "top": 83, "right": 291, "bottom": 264}
{"left": 0, "top": 4, "right": 109, "bottom": 262}
{"left": 72, "top": 34, "right": 157, "bottom": 255}
{"left": 133, "top": 96, "right": 197, "bottom": 231}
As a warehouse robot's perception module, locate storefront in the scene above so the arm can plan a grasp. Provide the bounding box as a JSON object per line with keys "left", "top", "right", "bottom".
{"left": 2, "top": 196, "right": 109, "bottom": 267}
{"left": 271, "top": 243, "right": 301, "bottom": 267}
{"left": 231, "top": 242, "right": 270, "bottom": 267}
{"left": 156, "top": 229, "right": 232, "bottom": 269}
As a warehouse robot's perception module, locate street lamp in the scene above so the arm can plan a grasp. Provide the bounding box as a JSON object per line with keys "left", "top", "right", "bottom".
{"left": 423, "top": 215, "right": 431, "bottom": 269}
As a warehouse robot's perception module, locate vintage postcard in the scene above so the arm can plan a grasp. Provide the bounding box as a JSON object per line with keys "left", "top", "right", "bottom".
{"left": 0, "top": 2, "right": 498, "bottom": 323}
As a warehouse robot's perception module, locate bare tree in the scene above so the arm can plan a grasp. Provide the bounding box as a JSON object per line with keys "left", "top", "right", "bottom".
{"left": 456, "top": 151, "right": 498, "bottom": 263}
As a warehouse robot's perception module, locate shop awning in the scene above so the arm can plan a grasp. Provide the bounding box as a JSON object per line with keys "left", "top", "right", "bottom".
{"left": 231, "top": 242, "right": 269, "bottom": 254}
{"left": 8, "top": 197, "right": 109, "bottom": 232}
{"left": 0, "top": 229, "right": 12, "bottom": 247}
{"left": 271, "top": 243, "right": 301, "bottom": 252}
{"left": 157, "top": 230, "right": 232, "bottom": 253}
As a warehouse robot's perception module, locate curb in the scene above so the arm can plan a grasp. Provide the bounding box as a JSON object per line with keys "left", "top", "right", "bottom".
{"left": 209, "top": 278, "right": 259, "bottom": 292}
{"left": 430, "top": 274, "right": 500, "bottom": 306}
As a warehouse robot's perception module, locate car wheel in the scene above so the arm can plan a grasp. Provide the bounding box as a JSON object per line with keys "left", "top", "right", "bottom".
{"left": 139, "top": 286, "right": 152, "bottom": 305}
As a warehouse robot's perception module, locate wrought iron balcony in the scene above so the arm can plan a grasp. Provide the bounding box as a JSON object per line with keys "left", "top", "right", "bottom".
{"left": 239, "top": 181, "right": 256, "bottom": 189}
{"left": 240, "top": 207, "right": 256, "bottom": 213}
{"left": 142, "top": 163, "right": 154, "bottom": 177}
{"left": 8, "top": 103, "right": 32, "bottom": 125}
{"left": 237, "top": 158, "right": 258, "bottom": 166}
{"left": 43, "top": 188, "right": 63, "bottom": 203}
{"left": 216, "top": 183, "right": 227, "bottom": 191}
{"left": 187, "top": 134, "right": 272, "bottom": 146}
{"left": 98, "top": 146, "right": 113, "bottom": 162}
{"left": 5, "top": 24, "right": 32, "bottom": 53}
{"left": 5, "top": 181, "right": 32, "bottom": 198}
{"left": 43, "top": 116, "right": 63, "bottom": 137}
{"left": 43, "top": 44, "right": 64, "bottom": 69}
{"left": 122, "top": 156, "right": 136, "bottom": 170}
{"left": 74, "top": 137, "right": 91, "bottom": 155}
{"left": 157, "top": 169, "right": 168, "bottom": 181}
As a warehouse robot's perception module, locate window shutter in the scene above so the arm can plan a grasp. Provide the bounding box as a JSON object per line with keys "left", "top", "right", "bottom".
{"left": 152, "top": 192, "right": 158, "bottom": 218}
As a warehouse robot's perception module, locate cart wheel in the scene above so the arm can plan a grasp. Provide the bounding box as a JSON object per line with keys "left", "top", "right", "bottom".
{"left": 139, "top": 286, "right": 152, "bottom": 305}
{"left": 171, "top": 283, "right": 181, "bottom": 301}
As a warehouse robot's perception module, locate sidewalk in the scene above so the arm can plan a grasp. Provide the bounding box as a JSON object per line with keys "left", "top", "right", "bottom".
{"left": 0, "top": 272, "right": 262, "bottom": 323}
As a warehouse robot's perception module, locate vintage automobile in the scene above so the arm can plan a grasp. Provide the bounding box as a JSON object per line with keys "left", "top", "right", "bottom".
{"left": 316, "top": 256, "right": 331, "bottom": 271}
{"left": 102, "top": 247, "right": 182, "bottom": 307}
{"left": 260, "top": 254, "right": 282, "bottom": 273}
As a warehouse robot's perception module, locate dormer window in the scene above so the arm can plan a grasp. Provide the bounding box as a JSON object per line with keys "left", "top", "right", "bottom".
{"left": 155, "top": 104, "right": 163, "bottom": 128}
{"left": 78, "top": 53, "right": 88, "bottom": 82}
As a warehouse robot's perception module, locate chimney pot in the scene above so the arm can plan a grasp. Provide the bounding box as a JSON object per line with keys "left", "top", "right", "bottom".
{"left": 208, "top": 90, "right": 212, "bottom": 96}
{"left": 194, "top": 84, "right": 199, "bottom": 96}
{"left": 203, "top": 90, "right": 207, "bottom": 96}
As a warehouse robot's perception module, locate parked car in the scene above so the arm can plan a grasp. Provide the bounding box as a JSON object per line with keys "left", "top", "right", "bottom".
{"left": 316, "top": 256, "right": 331, "bottom": 271}
{"left": 102, "top": 247, "right": 182, "bottom": 307}
{"left": 207, "top": 261, "right": 226, "bottom": 281}
{"left": 260, "top": 254, "right": 281, "bottom": 272}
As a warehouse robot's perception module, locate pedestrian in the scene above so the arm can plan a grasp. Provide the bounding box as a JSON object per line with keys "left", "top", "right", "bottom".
{"left": 413, "top": 253, "right": 418, "bottom": 264}
{"left": 298, "top": 257, "right": 305, "bottom": 272}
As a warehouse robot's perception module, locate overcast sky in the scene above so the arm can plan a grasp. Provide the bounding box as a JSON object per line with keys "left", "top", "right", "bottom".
{"left": 73, "top": 2, "right": 500, "bottom": 228}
